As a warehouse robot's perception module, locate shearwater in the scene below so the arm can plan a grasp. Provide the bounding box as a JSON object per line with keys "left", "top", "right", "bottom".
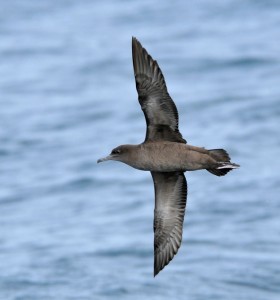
{"left": 98, "top": 37, "right": 240, "bottom": 276}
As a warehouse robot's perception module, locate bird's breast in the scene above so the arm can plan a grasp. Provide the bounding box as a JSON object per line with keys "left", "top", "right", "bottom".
{"left": 130, "top": 143, "right": 187, "bottom": 172}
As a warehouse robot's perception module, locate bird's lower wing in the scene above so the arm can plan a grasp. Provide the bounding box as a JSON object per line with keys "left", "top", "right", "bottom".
{"left": 151, "top": 171, "right": 187, "bottom": 276}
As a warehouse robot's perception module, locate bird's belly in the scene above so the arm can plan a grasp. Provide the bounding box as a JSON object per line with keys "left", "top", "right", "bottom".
{"left": 132, "top": 148, "right": 209, "bottom": 172}
{"left": 144, "top": 160, "right": 204, "bottom": 172}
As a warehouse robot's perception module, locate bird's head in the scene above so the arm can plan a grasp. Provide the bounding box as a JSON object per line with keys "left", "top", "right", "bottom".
{"left": 97, "top": 145, "right": 136, "bottom": 164}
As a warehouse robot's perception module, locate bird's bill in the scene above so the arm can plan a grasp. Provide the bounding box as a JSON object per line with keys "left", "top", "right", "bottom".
{"left": 97, "top": 155, "right": 113, "bottom": 163}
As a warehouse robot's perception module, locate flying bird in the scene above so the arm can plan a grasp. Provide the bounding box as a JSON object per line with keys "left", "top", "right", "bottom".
{"left": 97, "top": 37, "right": 239, "bottom": 276}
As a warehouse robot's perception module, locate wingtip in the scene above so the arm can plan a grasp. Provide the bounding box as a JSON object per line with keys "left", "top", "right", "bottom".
{"left": 154, "top": 261, "right": 168, "bottom": 277}
{"left": 154, "top": 267, "right": 160, "bottom": 277}
{"left": 132, "top": 36, "right": 139, "bottom": 45}
{"left": 154, "top": 255, "right": 162, "bottom": 277}
{"left": 153, "top": 254, "right": 168, "bottom": 277}
{"left": 132, "top": 36, "right": 142, "bottom": 51}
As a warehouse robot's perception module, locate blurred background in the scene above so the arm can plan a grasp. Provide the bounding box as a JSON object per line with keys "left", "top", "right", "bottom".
{"left": 0, "top": 0, "right": 279, "bottom": 299}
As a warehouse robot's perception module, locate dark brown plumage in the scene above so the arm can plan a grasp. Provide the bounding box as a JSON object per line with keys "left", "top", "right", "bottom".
{"left": 97, "top": 37, "right": 240, "bottom": 276}
{"left": 132, "top": 38, "right": 186, "bottom": 144}
{"left": 152, "top": 172, "right": 187, "bottom": 276}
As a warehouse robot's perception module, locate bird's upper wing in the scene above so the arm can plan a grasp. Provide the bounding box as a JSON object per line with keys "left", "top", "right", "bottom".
{"left": 151, "top": 171, "right": 187, "bottom": 276}
{"left": 132, "top": 37, "right": 186, "bottom": 143}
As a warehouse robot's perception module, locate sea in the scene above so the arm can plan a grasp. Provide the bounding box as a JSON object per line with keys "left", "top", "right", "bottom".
{"left": 0, "top": 1, "right": 280, "bottom": 299}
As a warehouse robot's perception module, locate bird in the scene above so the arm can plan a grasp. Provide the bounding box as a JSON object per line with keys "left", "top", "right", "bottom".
{"left": 97, "top": 37, "right": 239, "bottom": 276}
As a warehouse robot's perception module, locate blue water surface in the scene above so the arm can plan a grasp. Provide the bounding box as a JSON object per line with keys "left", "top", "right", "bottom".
{"left": 1, "top": 1, "right": 280, "bottom": 299}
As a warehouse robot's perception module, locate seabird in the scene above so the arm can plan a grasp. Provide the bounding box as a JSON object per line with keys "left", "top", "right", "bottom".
{"left": 97, "top": 37, "right": 240, "bottom": 276}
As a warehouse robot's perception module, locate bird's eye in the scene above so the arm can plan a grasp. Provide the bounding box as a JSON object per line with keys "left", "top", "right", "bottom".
{"left": 112, "top": 149, "right": 121, "bottom": 155}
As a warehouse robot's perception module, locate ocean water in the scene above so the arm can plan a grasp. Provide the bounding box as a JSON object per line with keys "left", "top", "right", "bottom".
{"left": 1, "top": 1, "right": 280, "bottom": 299}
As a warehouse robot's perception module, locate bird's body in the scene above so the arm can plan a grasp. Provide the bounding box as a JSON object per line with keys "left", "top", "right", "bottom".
{"left": 98, "top": 37, "right": 240, "bottom": 276}
{"left": 108, "top": 142, "right": 238, "bottom": 173}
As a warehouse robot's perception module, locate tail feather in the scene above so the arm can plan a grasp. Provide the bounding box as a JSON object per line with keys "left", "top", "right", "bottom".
{"left": 207, "top": 149, "right": 240, "bottom": 177}
{"left": 209, "top": 149, "right": 230, "bottom": 162}
{"left": 217, "top": 162, "right": 240, "bottom": 169}
{"left": 207, "top": 168, "right": 233, "bottom": 176}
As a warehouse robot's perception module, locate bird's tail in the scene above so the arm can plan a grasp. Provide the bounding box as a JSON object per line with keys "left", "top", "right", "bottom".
{"left": 206, "top": 149, "right": 240, "bottom": 176}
